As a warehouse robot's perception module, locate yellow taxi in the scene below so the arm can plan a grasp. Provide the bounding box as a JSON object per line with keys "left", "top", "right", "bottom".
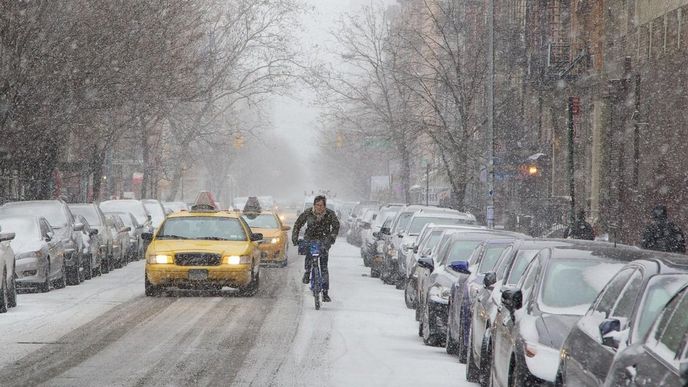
{"left": 241, "top": 211, "right": 290, "bottom": 266}
{"left": 143, "top": 208, "right": 263, "bottom": 296}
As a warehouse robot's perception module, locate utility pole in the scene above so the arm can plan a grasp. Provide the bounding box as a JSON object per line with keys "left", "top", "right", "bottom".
{"left": 486, "top": 0, "right": 495, "bottom": 229}
{"left": 567, "top": 97, "right": 576, "bottom": 228}
{"left": 426, "top": 162, "right": 430, "bottom": 206}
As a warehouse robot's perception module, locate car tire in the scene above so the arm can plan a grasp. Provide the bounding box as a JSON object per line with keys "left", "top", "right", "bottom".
{"left": 0, "top": 270, "right": 7, "bottom": 313}
{"left": 445, "top": 313, "right": 460, "bottom": 355}
{"left": 8, "top": 274, "right": 17, "bottom": 308}
{"left": 101, "top": 255, "right": 110, "bottom": 274}
{"left": 404, "top": 278, "right": 416, "bottom": 309}
{"left": 456, "top": 306, "right": 467, "bottom": 363}
{"left": 39, "top": 262, "right": 51, "bottom": 293}
{"left": 422, "top": 304, "right": 441, "bottom": 346}
{"left": 53, "top": 262, "right": 67, "bottom": 289}
{"left": 465, "top": 325, "right": 480, "bottom": 382}
{"left": 479, "top": 334, "right": 492, "bottom": 387}
{"left": 144, "top": 274, "right": 160, "bottom": 296}
{"left": 66, "top": 263, "right": 80, "bottom": 286}
{"left": 84, "top": 255, "right": 92, "bottom": 280}
{"left": 240, "top": 265, "right": 259, "bottom": 296}
{"left": 370, "top": 267, "right": 380, "bottom": 278}
{"left": 281, "top": 257, "right": 288, "bottom": 268}
{"left": 395, "top": 275, "right": 405, "bottom": 290}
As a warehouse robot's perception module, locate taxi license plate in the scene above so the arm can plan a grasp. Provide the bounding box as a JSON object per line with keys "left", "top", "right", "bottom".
{"left": 188, "top": 269, "right": 208, "bottom": 281}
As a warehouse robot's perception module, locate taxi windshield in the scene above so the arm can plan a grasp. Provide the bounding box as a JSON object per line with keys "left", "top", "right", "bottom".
{"left": 241, "top": 214, "right": 279, "bottom": 229}
{"left": 156, "top": 217, "right": 247, "bottom": 241}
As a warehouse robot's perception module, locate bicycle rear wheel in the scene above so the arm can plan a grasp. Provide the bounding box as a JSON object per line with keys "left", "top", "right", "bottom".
{"left": 312, "top": 264, "right": 321, "bottom": 310}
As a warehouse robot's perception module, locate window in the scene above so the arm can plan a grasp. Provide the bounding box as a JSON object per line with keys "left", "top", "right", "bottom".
{"left": 444, "top": 241, "right": 481, "bottom": 266}
{"left": 506, "top": 249, "right": 539, "bottom": 285}
{"left": 519, "top": 256, "right": 541, "bottom": 304}
{"left": 592, "top": 269, "right": 636, "bottom": 318}
{"left": 654, "top": 288, "right": 688, "bottom": 359}
{"left": 157, "top": 217, "right": 247, "bottom": 241}
{"left": 496, "top": 248, "right": 515, "bottom": 280}
{"left": 477, "top": 246, "right": 509, "bottom": 273}
{"left": 241, "top": 214, "right": 279, "bottom": 229}
{"left": 635, "top": 274, "right": 688, "bottom": 342}
{"left": 610, "top": 270, "right": 643, "bottom": 320}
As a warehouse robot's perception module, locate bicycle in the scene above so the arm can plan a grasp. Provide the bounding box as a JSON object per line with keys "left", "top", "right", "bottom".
{"left": 298, "top": 239, "right": 324, "bottom": 310}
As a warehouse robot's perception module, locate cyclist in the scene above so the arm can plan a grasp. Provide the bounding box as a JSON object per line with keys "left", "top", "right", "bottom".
{"left": 292, "top": 195, "right": 340, "bottom": 302}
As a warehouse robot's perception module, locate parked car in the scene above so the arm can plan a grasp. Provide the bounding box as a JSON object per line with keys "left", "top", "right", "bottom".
{"left": 361, "top": 204, "right": 404, "bottom": 267}
{"left": 69, "top": 203, "right": 113, "bottom": 274}
{"left": 448, "top": 238, "right": 517, "bottom": 365}
{"left": 417, "top": 230, "right": 527, "bottom": 346}
{"left": 0, "top": 227, "right": 16, "bottom": 312}
{"left": 602, "top": 283, "right": 688, "bottom": 387}
{"left": 463, "top": 239, "right": 571, "bottom": 383}
{"left": 405, "top": 223, "right": 483, "bottom": 309}
{"left": 100, "top": 199, "right": 153, "bottom": 255}
{"left": 74, "top": 215, "right": 102, "bottom": 279}
{"left": 111, "top": 211, "right": 144, "bottom": 261}
{"left": 556, "top": 252, "right": 688, "bottom": 387}
{"left": 489, "top": 241, "right": 641, "bottom": 387}
{"left": 142, "top": 199, "right": 166, "bottom": 229}
{"left": 0, "top": 216, "right": 66, "bottom": 292}
{"left": 0, "top": 200, "right": 84, "bottom": 285}
{"left": 357, "top": 208, "right": 378, "bottom": 265}
{"left": 103, "top": 214, "right": 131, "bottom": 269}
{"left": 162, "top": 201, "right": 189, "bottom": 213}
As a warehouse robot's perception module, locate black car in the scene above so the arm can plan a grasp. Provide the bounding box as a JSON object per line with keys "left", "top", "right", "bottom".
{"left": 490, "top": 241, "right": 643, "bottom": 387}
{"left": 417, "top": 230, "right": 526, "bottom": 346}
{"left": 463, "top": 239, "right": 572, "bottom": 385}
{"left": 557, "top": 253, "right": 688, "bottom": 387}
{"left": 603, "top": 284, "right": 688, "bottom": 387}
{"left": 447, "top": 238, "right": 516, "bottom": 363}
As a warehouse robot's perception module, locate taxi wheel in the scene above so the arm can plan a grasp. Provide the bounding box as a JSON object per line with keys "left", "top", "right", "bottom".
{"left": 281, "top": 258, "right": 288, "bottom": 267}
{"left": 239, "top": 265, "right": 259, "bottom": 296}
{"left": 145, "top": 274, "right": 161, "bottom": 296}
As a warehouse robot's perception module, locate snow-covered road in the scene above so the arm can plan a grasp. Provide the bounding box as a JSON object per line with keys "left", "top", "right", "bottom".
{"left": 0, "top": 239, "right": 476, "bottom": 386}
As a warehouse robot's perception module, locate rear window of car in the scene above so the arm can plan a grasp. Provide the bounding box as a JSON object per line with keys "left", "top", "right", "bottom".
{"left": 446, "top": 240, "right": 481, "bottom": 264}
{"left": 633, "top": 274, "right": 688, "bottom": 343}
{"left": 477, "top": 246, "right": 509, "bottom": 273}
{"left": 540, "top": 259, "right": 625, "bottom": 315}
{"left": 70, "top": 206, "right": 102, "bottom": 226}
{"left": 241, "top": 214, "right": 279, "bottom": 229}
{"left": 157, "top": 217, "right": 247, "bottom": 241}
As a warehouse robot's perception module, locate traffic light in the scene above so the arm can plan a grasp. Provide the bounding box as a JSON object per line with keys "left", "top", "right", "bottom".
{"left": 233, "top": 133, "right": 245, "bottom": 150}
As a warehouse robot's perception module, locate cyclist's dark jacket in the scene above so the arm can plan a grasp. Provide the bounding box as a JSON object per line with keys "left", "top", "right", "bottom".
{"left": 292, "top": 207, "right": 340, "bottom": 246}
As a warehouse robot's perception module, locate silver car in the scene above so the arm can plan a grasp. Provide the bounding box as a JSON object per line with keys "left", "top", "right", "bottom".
{"left": 0, "top": 216, "right": 66, "bottom": 292}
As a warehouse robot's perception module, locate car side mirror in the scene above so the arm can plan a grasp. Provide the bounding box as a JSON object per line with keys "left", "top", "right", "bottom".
{"left": 0, "top": 232, "right": 15, "bottom": 242}
{"left": 141, "top": 232, "right": 153, "bottom": 241}
{"left": 502, "top": 288, "right": 523, "bottom": 313}
{"left": 417, "top": 257, "right": 434, "bottom": 271}
{"left": 448, "top": 260, "right": 471, "bottom": 275}
{"left": 147, "top": 215, "right": 152, "bottom": 221}
{"left": 599, "top": 318, "right": 622, "bottom": 349}
{"left": 380, "top": 227, "right": 390, "bottom": 235}
{"left": 44, "top": 234, "right": 52, "bottom": 242}
{"left": 251, "top": 233, "right": 263, "bottom": 242}
{"left": 136, "top": 224, "right": 144, "bottom": 229}
{"left": 483, "top": 272, "right": 497, "bottom": 289}
{"left": 397, "top": 233, "right": 404, "bottom": 238}
{"left": 282, "top": 225, "right": 291, "bottom": 231}
{"left": 413, "top": 245, "right": 419, "bottom": 254}
{"left": 89, "top": 229, "right": 99, "bottom": 237}
{"left": 121, "top": 227, "right": 132, "bottom": 233}
{"left": 73, "top": 222, "right": 84, "bottom": 232}
{"left": 362, "top": 222, "right": 371, "bottom": 230}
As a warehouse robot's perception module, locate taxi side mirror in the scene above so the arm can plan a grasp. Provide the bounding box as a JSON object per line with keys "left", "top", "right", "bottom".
{"left": 141, "top": 232, "right": 153, "bottom": 241}
{"left": 250, "top": 233, "right": 263, "bottom": 242}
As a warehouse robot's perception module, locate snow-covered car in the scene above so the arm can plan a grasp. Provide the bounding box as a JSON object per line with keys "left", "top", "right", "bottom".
{"left": 0, "top": 216, "right": 66, "bottom": 293}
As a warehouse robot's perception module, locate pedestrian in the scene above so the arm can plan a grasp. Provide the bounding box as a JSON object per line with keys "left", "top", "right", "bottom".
{"left": 640, "top": 205, "right": 686, "bottom": 253}
{"left": 563, "top": 209, "right": 595, "bottom": 240}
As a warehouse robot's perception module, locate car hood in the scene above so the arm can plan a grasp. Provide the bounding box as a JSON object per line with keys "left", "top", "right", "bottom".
{"left": 10, "top": 239, "right": 43, "bottom": 254}
{"left": 149, "top": 240, "right": 252, "bottom": 256}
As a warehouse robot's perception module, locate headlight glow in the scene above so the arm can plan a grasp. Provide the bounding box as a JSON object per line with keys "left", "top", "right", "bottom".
{"left": 224, "top": 255, "right": 251, "bottom": 265}
{"left": 271, "top": 238, "right": 279, "bottom": 244}
{"left": 147, "top": 254, "right": 172, "bottom": 264}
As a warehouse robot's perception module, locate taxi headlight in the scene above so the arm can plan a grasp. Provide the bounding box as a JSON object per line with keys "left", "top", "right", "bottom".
{"left": 270, "top": 237, "right": 280, "bottom": 244}
{"left": 147, "top": 254, "right": 173, "bottom": 264}
{"left": 224, "top": 255, "right": 252, "bottom": 265}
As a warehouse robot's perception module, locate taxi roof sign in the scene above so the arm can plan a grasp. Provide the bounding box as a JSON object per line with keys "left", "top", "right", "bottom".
{"left": 191, "top": 191, "right": 219, "bottom": 211}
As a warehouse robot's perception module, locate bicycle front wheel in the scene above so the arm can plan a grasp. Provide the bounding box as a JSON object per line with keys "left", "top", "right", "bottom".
{"left": 314, "top": 292, "right": 320, "bottom": 310}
